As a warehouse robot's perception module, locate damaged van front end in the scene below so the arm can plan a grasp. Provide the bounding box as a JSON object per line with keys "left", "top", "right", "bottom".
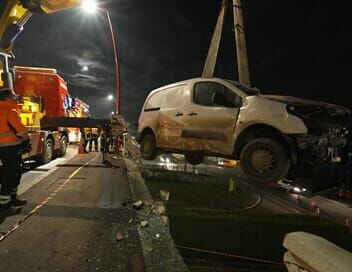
{"left": 266, "top": 95, "right": 352, "bottom": 191}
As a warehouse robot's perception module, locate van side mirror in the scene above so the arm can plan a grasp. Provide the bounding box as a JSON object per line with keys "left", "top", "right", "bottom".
{"left": 212, "top": 92, "right": 226, "bottom": 107}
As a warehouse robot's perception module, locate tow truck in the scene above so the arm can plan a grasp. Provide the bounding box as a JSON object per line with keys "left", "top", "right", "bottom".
{"left": 0, "top": 0, "right": 123, "bottom": 162}
{"left": 16, "top": 66, "right": 90, "bottom": 162}
{"left": 0, "top": 62, "right": 90, "bottom": 163}
{"left": 0, "top": 1, "right": 93, "bottom": 163}
{"left": 0, "top": 0, "right": 88, "bottom": 88}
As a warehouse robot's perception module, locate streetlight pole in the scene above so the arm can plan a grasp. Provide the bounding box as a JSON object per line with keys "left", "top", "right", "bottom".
{"left": 105, "top": 9, "right": 121, "bottom": 114}
{"left": 82, "top": 1, "right": 121, "bottom": 114}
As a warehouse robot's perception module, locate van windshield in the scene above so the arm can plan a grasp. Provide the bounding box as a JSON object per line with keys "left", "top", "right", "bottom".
{"left": 226, "top": 80, "right": 260, "bottom": 96}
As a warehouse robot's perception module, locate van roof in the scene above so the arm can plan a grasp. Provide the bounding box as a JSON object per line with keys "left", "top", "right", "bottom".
{"left": 147, "top": 77, "right": 259, "bottom": 97}
{"left": 147, "top": 78, "right": 193, "bottom": 97}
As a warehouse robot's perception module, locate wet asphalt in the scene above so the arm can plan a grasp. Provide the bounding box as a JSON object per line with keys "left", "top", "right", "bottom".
{"left": 0, "top": 152, "right": 145, "bottom": 272}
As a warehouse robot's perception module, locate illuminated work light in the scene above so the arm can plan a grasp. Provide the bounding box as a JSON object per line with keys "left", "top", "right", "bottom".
{"left": 82, "top": 0, "right": 97, "bottom": 13}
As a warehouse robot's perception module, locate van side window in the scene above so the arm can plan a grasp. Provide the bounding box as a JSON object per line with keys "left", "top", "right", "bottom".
{"left": 225, "top": 88, "right": 242, "bottom": 107}
{"left": 194, "top": 82, "right": 223, "bottom": 106}
{"left": 194, "top": 82, "right": 241, "bottom": 107}
{"left": 144, "top": 92, "right": 163, "bottom": 111}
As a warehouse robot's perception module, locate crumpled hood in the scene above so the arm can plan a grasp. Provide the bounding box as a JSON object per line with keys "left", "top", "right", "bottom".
{"left": 262, "top": 95, "right": 351, "bottom": 115}
{"left": 262, "top": 95, "right": 351, "bottom": 129}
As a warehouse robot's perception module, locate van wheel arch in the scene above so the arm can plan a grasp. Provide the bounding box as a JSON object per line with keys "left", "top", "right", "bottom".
{"left": 139, "top": 128, "right": 158, "bottom": 160}
{"left": 233, "top": 124, "right": 297, "bottom": 163}
{"left": 140, "top": 128, "right": 155, "bottom": 139}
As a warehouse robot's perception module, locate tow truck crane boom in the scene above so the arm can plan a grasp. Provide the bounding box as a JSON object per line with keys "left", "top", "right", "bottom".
{"left": 0, "top": 0, "right": 84, "bottom": 53}
{"left": 0, "top": 0, "right": 85, "bottom": 90}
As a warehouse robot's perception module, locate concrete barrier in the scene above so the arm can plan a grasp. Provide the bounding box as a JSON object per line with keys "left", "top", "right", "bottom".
{"left": 283, "top": 232, "right": 352, "bottom": 272}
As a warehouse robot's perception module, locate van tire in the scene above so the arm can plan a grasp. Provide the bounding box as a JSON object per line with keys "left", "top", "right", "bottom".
{"left": 140, "top": 133, "right": 157, "bottom": 160}
{"left": 185, "top": 152, "right": 204, "bottom": 165}
{"left": 240, "top": 138, "right": 290, "bottom": 184}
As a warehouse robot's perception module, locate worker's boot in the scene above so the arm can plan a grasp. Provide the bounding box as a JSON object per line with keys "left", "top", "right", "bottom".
{"left": 10, "top": 194, "right": 27, "bottom": 207}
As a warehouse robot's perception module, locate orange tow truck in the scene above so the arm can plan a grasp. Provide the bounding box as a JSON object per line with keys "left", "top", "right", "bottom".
{"left": 11, "top": 66, "right": 89, "bottom": 163}
{"left": 0, "top": 1, "right": 90, "bottom": 163}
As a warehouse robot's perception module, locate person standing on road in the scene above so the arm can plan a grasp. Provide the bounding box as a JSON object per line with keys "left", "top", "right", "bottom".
{"left": 0, "top": 89, "right": 29, "bottom": 213}
{"left": 89, "top": 127, "right": 98, "bottom": 152}
{"left": 80, "top": 127, "right": 89, "bottom": 153}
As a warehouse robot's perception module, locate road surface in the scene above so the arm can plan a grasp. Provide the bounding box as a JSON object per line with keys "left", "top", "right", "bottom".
{"left": 0, "top": 152, "right": 144, "bottom": 272}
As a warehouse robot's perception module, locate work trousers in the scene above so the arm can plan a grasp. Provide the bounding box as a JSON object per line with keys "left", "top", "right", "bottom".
{"left": 0, "top": 145, "right": 22, "bottom": 196}
{"left": 89, "top": 138, "right": 98, "bottom": 151}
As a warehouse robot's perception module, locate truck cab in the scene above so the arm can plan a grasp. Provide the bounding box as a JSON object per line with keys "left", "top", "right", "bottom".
{"left": 1, "top": 52, "right": 71, "bottom": 163}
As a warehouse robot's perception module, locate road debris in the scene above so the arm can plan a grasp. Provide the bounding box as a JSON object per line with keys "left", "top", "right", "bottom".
{"left": 145, "top": 245, "right": 153, "bottom": 252}
{"left": 157, "top": 205, "right": 166, "bottom": 215}
{"left": 160, "top": 190, "right": 170, "bottom": 201}
{"left": 116, "top": 233, "right": 124, "bottom": 241}
{"left": 133, "top": 200, "right": 144, "bottom": 210}
{"left": 161, "top": 216, "right": 169, "bottom": 226}
{"left": 140, "top": 221, "right": 149, "bottom": 227}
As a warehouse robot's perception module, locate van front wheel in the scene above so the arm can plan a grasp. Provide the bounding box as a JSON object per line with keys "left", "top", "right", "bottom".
{"left": 240, "top": 138, "right": 290, "bottom": 184}
{"left": 140, "top": 133, "right": 158, "bottom": 160}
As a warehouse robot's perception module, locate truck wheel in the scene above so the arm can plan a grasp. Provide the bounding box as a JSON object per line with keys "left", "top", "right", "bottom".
{"left": 57, "top": 135, "right": 68, "bottom": 157}
{"left": 240, "top": 138, "right": 290, "bottom": 184}
{"left": 140, "top": 133, "right": 157, "bottom": 160}
{"left": 41, "top": 138, "right": 54, "bottom": 164}
{"left": 185, "top": 152, "right": 204, "bottom": 165}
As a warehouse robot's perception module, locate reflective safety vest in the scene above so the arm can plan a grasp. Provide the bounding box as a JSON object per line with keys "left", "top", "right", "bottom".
{"left": 0, "top": 101, "right": 27, "bottom": 147}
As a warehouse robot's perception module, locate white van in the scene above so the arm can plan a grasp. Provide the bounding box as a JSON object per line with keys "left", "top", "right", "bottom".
{"left": 138, "top": 77, "right": 351, "bottom": 184}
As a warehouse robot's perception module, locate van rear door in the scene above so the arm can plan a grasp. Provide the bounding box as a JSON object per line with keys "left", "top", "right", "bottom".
{"left": 157, "top": 85, "right": 187, "bottom": 150}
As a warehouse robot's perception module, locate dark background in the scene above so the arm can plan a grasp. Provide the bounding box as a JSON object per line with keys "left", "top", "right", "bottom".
{"left": 13, "top": 0, "right": 351, "bottom": 133}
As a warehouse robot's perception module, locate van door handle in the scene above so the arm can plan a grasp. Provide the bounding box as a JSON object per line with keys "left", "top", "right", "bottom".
{"left": 175, "top": 112, "right": 183, "bottom": 117}
{"left": 187, "top": 112, "right": 198, "bottom": 116}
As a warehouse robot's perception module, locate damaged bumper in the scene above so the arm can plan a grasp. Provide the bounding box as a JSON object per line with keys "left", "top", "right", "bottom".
{"left": 283, "top": 101, "right": 351, "bottom": 192}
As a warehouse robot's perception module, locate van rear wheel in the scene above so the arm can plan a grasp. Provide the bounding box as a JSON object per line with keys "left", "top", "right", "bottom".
{"left": 185, "top": 152, "right": 204, "bottom": 165}
{"left": 240, "top": 138, "right": 290, "bottom": 184}
{"left": 140, "top": 133, "right": 157, "bottom": 160}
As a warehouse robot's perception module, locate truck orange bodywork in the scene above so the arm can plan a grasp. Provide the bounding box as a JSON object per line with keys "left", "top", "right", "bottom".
{"left": 13, "top": 66, "right": 89, "bottom": 162}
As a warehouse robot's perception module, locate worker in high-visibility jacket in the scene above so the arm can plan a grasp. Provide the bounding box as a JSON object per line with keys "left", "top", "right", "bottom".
{"left": 0, "top": 88, "right": 29, "bottom": 212}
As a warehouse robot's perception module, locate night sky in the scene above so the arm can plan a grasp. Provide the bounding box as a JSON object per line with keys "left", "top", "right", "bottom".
{"left": 13, "top": 0, "right": 351, "bottom": 134}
